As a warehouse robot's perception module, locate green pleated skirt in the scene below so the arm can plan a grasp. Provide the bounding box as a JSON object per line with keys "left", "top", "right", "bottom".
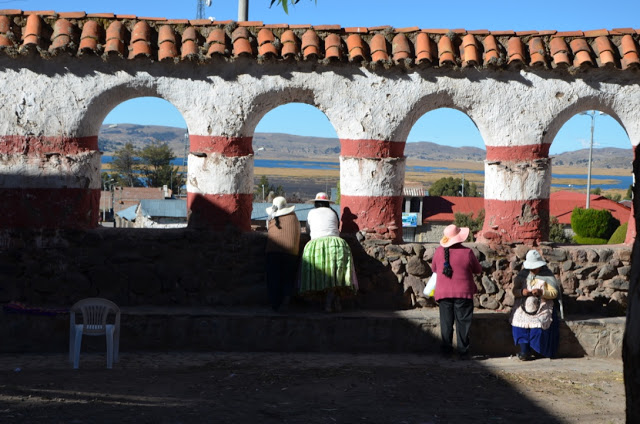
{"left": 299, "top": 236, "right": 357, "bottom": 294}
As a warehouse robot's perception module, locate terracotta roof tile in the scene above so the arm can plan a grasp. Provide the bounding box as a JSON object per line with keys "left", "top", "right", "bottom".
{"left": 104, "top": 20, "right": 126, "bottom": 56}
{"left": 483, "top": 35, "right": 500, "bottom": 65}
{"left": 569, "top": 38, "right": 594, "bottom": 68}
{"left": 528, "top": 37, "right": 547, "bottom": 67}
{"left": 0, "top": 12, "right": 635, "bottom": 72}
{"left": 237, "top": 21, "right": 263, "bottom": 27}
{"left": 313, "top": 24, "right": 340, "bottom": 31}
{"left": 550, "top": 37, "right": 571, "bottom": 68}
{"left": 584, "top": 29, "right": 609, "bottom": 37}
{"left": 620, "top": 35, "right": 640, "bottom": 69}
{"left": 158, "top": 25, "right": 178, "bottom": 61}
{"left": 438, "top": 35, "right": 456, "bottom": 66}
{"left": 346, "top": 34, "right": 365, "bottom": 62}
{"left": 395, "top": 26, "right": 419, "bottom": 33}
{"left": 507, "top": 36, "right": 525, "bottom": 66}
{"left": 87, "top": 13, "right": 115, "bottom": 19}
{"left": 206, "top": 28, "right": 228, "bottom": 56}
{"left": 344, "top": 27, "right": 368, "bottom": 34}
{"left": 79, "top": 20, "right": 100, "bottom": 53}
{"left": 594, "top": 36, "right": 615, "bottom": 67}
{"left": 301, "top": 29, "right": 320, "bottom": 59}
{"left": 392, "top": 33, "right": 411, "bottom": 64}
{"left": 611, "top": 28, "right": 635, "bottom": 35}
{"left": 555, "top": 31, "right": 583, "bottom": 37}
{"left": 181, "top": 27, "right": 200, "bottom": 58}
{"left": 324, "top": 33, "right": 342, "bottom": 61}
{"left": 128, "top": 21, "right": 152, "bottom": 59}
{"left": 58, "top": 12, "right": 86, "bottom": 19}
{"left": 280, "top": 30, "right": 299, "bottom": 59}
{"left": 369, "top": 33, "right": 389, "bottom": 62}
{"left": 21, "top": 14, "right": 42, "bottom": 49}
{"left": 415, "top": 33, "right": 435, "bottom": 65}
{"left": 257, "top": 28, "right": 277, "bottom": 57}
{"left": 49, "top": 18, "right": 74, "bottom": 52}
{"left": 515, "top": 30, "right": 538, "bottom": 36}
{"left": 232, "top": 26, "right": 253, "bottom": 57}
{"left": 461, "top": 34, "right": 480, "bottom": 67}
{"left": 0, "top": 15, "right": 14, "bottom": 48}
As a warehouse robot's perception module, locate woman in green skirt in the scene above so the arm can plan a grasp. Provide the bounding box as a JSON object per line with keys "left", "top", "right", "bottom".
{"left": 300, "top": 192, "right": 357, "bottom": 312}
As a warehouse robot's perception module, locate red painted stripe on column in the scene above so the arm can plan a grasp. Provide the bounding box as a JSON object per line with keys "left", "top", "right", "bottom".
{"left": 486, "top": 144, "right": 550, "bottom": 162}
{"left": 0, "top": 188, "right": 99, "bottom": 228}
{"left": 340, "top": 139, "right": 405, "bottom": 158}
{"left": 189, "top": 135, "right": 253, "bottom": 157}
{"left": 340, "top": 194, "right": 403, "bottom": 242}
{"left": 187, "top": 192, "right": 252, "bottom": 231}
{"left": 479, "top": 198, "right": 549, "bottom": 244}
{"left": 0, "top": 135, "right": 98, "bottom": 155}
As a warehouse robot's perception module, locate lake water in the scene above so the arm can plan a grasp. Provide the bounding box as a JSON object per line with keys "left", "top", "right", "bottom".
{"left": 102, "top": 157, "right": 632, "bottom": 190}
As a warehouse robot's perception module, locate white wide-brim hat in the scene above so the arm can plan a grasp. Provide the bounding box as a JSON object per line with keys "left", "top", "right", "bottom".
{"left": 523, "top": 250, "right": 547, "bottom": 269}
{"left": 307, "top": 191, "right": 334, "bottom": 204}
{"left": 266, "top": 196, "right": 295, "bottom": 218}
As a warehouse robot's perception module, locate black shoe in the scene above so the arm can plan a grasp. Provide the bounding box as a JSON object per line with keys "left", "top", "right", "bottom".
{"left": 517, "top": 352, "right": 533, "bottom": 361}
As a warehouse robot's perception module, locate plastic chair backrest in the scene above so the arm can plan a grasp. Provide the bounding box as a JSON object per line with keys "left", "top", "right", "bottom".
{"left": 70, "top": 298, "right": 120, "bottom": 336}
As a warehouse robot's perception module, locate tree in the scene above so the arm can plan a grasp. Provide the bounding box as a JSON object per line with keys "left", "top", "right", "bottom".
{"left": 591, "top": 187, "right": 602, "bottom": 195}
{"left": 255, "top": 175, "right": 284, "bottom": 201}
{"left": 453, "top": 209, "right": 484, "bottom": 241}
{"left": 429, "top": 177, "right": 480, "bottom": 197}
{"left": 625, "top": 184, "right": 633, "bottom": 200}
{"left": 138, "top": 141, "right": 179, "bottom": 189}
{"left": 549, "top": 216, "right": 572, "bottom": 243}
{"left": 110, "top": 143, "right": 141, "bottom": 187}
{"left": 270, "top": 0, "right": 316, "bottom": 14}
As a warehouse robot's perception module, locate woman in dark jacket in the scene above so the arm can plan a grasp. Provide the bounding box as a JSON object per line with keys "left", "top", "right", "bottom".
{"left": 431, "top": 224, "right": 482, "bottom": 358}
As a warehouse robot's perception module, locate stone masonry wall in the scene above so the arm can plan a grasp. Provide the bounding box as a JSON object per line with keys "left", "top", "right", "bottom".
{"left": 0, "top": 229, "right": 630, "bottom": 317}
{"left": 360, "top": 238, "right": 631, "bottom": 316}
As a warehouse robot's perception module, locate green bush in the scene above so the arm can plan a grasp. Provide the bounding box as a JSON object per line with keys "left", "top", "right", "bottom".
{"left": 573, "top": 235, "right": 608, "bottom": 245}
{"left": 454, "top": 209, "right": 485, "bottom": 241}
{"left": 570, "top": 207, "right": 620, "bottom": 240}
{"left": 608, "top": 223, "right": 628, "bottom": 244}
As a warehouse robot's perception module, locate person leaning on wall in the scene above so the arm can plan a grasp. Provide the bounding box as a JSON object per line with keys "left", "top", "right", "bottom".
{"left": 431, "top": 224, "right": 482, "bottom": 359}
{"left": 265, "top": 196, "right": 301, "bottom": 312}
{"left": 299, "top": 192, "right": 357, "bottom": 312}
{"left": 510, "top": 250, "right": 564, "bottom": 361}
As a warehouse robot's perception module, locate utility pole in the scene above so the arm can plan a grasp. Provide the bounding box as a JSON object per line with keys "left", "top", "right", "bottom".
{"left": 581, "top": 110, "right": 605, "bottom": 209}
{"left": 238, "top": 0, "right": 249, "bottom": 21}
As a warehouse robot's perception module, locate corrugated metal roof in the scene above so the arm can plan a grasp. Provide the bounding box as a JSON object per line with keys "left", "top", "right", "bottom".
{"left": 139, "top": 199, "right": 187, "bottom": 218}
{"left": 251, "top": 202, "right": 340, "bottom": 222}
{"left": 116, "top": 205, "right": 138, "bottom": 221}
{"left": 404, "top": 187, "right": 427, "bottom": 197}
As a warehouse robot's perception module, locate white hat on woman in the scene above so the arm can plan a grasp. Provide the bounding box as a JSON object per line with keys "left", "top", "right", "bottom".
{"left": 266, "top": 196, "right": 295, "bottom": 218}
{"left": 523, "top": 250, "right": 547, "bottom": 269}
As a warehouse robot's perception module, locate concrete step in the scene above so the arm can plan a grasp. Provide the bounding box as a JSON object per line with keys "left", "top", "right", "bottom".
{"left": 1, "top": 306, "right": 625, "bottom": 358}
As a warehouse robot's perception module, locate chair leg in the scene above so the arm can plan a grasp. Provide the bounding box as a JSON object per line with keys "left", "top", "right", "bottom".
{"left": 106, "top": 328, "right": 114, "bottom": 369}
{"left": 73, "top": 328, "right": 83, "bottom": 369}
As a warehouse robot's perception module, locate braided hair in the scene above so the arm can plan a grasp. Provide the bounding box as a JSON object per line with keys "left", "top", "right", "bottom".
{"left": 442, "top": 247, "right": 453, "bottom": 278}
{"left": 270, "top": 205, "right": 281, "bottom": 229}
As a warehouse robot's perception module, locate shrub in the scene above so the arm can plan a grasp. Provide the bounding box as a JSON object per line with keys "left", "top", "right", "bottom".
{"left": 573, "top": 235, "right": 608, "bottom": 245}
{"left": 549, "top": 216, "right": 572, "bottom": 243}
{"left": 570, "top": 207, "right": 620, "bottom": 240}
{"left": 454, "top": 209, "right": 485, "bottom": 241}
{"left": 608, "top": 223, "right": 628, "bottom": 244}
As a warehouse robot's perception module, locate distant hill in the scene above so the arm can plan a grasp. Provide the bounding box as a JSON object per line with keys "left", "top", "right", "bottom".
{"left": 99, "top": 124, "right": 632, "bottom": 168}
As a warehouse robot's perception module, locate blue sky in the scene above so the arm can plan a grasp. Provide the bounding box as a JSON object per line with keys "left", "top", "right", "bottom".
{"left": 16, "top": 0, "right": 636, "bottom": 153}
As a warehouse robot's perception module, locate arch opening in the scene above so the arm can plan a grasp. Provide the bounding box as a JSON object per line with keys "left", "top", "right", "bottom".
{"left": 99, "top": 97, "right": 189, "bottom": 229}
{"left": 403, "top": 108, "right": 485, "bottom": 243}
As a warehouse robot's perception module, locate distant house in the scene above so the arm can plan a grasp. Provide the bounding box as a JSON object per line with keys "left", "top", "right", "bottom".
{"left": 401, "top": 182, "right": 428, "bottom": 242}
{"left": 100, "top": 186, "right": 171, "bottom": 219}
{"left": 549, "top": 191, "right": 631, "bottom": 238}
{"left": 419, "top": 196, "right": 485, "bottom": 242}
{"left": 116, "top": 199, "right": 187, "bottom": 228}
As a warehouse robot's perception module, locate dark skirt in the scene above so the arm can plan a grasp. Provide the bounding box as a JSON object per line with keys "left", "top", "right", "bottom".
{"left": 512, "top": 306, "right": 560, "bottom": 358}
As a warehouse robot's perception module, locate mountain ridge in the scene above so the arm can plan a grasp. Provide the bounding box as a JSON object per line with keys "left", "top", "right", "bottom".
{"left": 99, "top": 124, "right": 632, "bottom": 169}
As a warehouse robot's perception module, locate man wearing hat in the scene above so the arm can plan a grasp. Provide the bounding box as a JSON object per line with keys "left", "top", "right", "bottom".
{"left": 265, "top": 196, "right": 300, "bottom": 312}
{"left": 510, "top": 250, "right": 564, "bottom": 360}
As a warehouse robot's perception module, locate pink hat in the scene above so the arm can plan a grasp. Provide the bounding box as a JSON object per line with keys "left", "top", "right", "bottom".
{"left": 440, "top": 224, "right": 470, "bottom": 247}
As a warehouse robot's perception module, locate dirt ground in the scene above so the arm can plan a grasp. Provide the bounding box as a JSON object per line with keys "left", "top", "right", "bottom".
{"left": 0, "top": 351, "right": 624, "bottom": 424}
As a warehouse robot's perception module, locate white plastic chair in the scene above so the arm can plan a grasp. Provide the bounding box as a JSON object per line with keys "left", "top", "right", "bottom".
{"left": 69, "top": 298, "right": 120, "bottom": 369}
